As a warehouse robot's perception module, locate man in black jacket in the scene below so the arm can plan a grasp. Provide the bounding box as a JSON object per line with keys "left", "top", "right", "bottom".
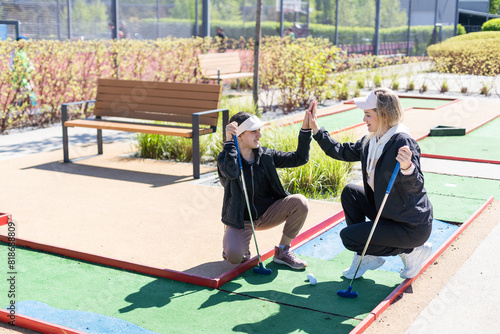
{"left": 217, "top": 107, "right": 315, "bottom": 269}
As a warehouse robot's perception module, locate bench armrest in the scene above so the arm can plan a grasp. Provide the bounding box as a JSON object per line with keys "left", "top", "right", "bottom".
{"left": 191, "top": 108, "right": 229, "bottom": 179}
{"left": 192, "top": 108, "right": 228, "bottom": 117}
{"left": 61, "top": 100, "right": 96, "bottom": 123}
{"left": 192, "top": 108, "right": 229, "bottom": 133}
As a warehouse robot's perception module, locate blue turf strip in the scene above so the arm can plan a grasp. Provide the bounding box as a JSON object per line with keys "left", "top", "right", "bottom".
{"left": 295, "top": 219, "right": 459, "bottom": 274}
{"left": 14, "top": 301, "right": 159, "bottom": 334}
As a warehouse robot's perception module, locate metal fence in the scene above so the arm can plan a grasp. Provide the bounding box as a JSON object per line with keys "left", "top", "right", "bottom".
{"left": 1, "top": 0, "right": 459, "bottom": 56}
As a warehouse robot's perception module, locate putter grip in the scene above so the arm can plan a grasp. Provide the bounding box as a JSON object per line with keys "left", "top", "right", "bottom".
{"left": 386, "top": 161, "right": 401, "bottom": 194}
{"left": 233, "top": 135, "right": 243, "bottom": 170}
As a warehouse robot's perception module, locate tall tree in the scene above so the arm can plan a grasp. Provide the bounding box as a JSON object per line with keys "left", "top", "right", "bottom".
{"left": 490, "top": 0, "right": 500, "bottom": 14}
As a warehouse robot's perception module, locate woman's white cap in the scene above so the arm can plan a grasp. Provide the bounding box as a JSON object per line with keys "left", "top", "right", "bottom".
{"left": 353, "top": 91, "right": 378, "bottom": 110}
{"left": 236, "top": 116, "right": 270, "bottom": 136}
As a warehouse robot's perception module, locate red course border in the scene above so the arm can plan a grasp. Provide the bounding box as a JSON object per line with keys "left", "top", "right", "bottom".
{"left": 0, "top": 212, "right": 12, "bottom": 226}
{"left": 0, "top": 310, "right": 86, "bottom": 334}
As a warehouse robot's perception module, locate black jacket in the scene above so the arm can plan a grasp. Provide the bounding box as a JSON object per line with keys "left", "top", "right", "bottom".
{"left": 313, "top": 127, "right": 433, "bottom": 226}
{"left": 218, "top": 130, "right": 311, "bottom": 229}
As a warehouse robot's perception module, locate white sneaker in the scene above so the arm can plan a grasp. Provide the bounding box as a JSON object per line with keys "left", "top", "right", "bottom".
{"left": 342, "top": 254, "right": 385, "bottom": 279}
{"left": 399, "top": 242, "right": 432, "bottom": 279}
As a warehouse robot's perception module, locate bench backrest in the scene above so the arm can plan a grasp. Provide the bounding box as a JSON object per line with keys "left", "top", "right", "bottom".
{"left": 94, "top": 79, "right": 222, "bottom": 127}
{"left": 197, "top": 53, "right": 242, "bottom": 76}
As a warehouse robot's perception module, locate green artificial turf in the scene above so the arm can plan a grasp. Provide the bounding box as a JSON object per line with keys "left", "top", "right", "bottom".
{"left": 419, "top": 116, "right": 500, "bottom": 161}
{"left": 1, "top": 245, "right": 379, "bottom": 333}
{"left": 316, "top": 108, "right": 364, "bottom": 132}
{"left": 288, "top": 107, "right": 363, "bottom": 133}
{"left": 222, "top": 251, "right": 403, "bottom": 321}
{"left": 424, "top": 172, "right": 499, "bottom": 223}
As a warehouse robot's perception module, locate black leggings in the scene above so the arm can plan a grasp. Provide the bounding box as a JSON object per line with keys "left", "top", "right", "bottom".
{"left": 340, "top": 184, "right": 432, "bottom": 257}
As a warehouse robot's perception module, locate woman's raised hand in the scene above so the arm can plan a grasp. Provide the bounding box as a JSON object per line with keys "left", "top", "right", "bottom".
{"left": 306, "top": 101, "right": 319, "bottom": 134}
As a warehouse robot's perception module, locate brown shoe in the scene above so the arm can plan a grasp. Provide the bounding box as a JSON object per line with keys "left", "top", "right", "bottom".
{"left": 273, "top": 245, "right": 307, "bottom": 270}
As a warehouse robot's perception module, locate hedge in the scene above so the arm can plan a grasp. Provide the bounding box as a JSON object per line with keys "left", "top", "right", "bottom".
{"left": 482, "top": 18, "right": 500, "bottom": 31}
{"left": 145, "top": 18, "right": 455, "bottom": 56}
{"left": 427, "top": 31, "right": 500, "bottom": 75}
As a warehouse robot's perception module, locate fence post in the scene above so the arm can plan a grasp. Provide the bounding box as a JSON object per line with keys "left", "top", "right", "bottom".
{"left": 407, "top": 0, "right": 412, "bottom": 56}
{"left": 374, "top": 0, "right": 381, "bottom": 56}
{"left": 202, "top": 0, "right": 210, "bottom": 37}
{"left": 67, "top": 0, "right": 72, "bottom": 40}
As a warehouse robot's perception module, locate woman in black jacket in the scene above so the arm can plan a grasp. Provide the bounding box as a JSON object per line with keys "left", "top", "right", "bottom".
{"left": 307, "top": 88, "right": 433, "bottom": 279}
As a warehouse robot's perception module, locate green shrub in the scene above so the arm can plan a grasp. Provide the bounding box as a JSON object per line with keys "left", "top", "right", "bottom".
{"left": 427, "top": 31, "right": 500, "bottom": 75}
{"left": 440, "top": 79, "right": 448, "bottom": 93}
{"left": 259, "top": 37, "right": 342, "bottom": 113}
{"left": 457, "top": 24, "right": 467, "bottom": 35}
{"left": 480, "top": 82, "right": 491, "bottom": 96}
{"left": 260, "top": 125, "right": 355, "bottom": 200}
{"left": 482, "top": 18, "right": 500, "bottom": 31}
{"left": 336, "top": 82, "right": 350, "bottom": 101}
{"left": 373, "top": 73, "right": 382, "bottom": 87}
{"left": 135, "top": 123, "right": 211, "bottom": 162}
{"left": 419, "top": 83, "right": 427, "bottom": 93}
{"left": 406, "top": 81, "right": 415, "bottom": 91}
{"left": 356, "top": 76, "right": 365, "bottom": 89}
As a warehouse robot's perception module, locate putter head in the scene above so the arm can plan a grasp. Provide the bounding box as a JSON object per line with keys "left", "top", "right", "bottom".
{"left": 253, "top": 262, "right": 272, "bottom": 275}
{"left": 337, "top": 285, "right": 358, "bottom": 298}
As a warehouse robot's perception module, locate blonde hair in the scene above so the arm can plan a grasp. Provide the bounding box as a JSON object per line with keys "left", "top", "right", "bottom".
{"left": 363, "top": 88, "right": 403, "bottom": 145}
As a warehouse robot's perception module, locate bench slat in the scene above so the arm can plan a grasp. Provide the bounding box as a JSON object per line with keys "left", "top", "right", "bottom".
{"left": 94, "top": 103, "right": 219, "bottom": 126}
{"left": 206, "top": 72, "right": 253, "bottom": 80}
{"left": 64, "top": 119, "right": 215, "bottom": 138}
{"left": 197, "top": 53, "right": 243, "bottom": 76}
{"left": 97, "top": 86, "right": 221, "bottom": 102}
{"left": 98, "top": 78, "right": 222, "bottom": 94}
{"left": 95, "top": 93, "right": 220, "bottom": 110}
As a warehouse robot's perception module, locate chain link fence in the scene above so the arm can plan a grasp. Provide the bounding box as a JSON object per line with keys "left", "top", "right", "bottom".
{"left": 1, "top": 0, "right": 459, "bottom": 56}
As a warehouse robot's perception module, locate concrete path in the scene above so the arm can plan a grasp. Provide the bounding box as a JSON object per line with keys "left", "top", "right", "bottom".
{"left": 0, "top": 124, "right": 133, "bottom": 161}
{"left": 421, "top": 157, "right": 500, "bottom": 181}
{"left": 406, "top": 219, "right": 500, "bottom": 334}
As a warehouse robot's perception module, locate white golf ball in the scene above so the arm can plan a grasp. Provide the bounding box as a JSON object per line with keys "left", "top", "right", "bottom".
{"left": 307, "top": 273, "right": 317, "bottom": 285}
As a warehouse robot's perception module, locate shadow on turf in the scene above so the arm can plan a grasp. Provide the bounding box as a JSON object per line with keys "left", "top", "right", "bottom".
{"left": 183, "top": 260, "right": 239, "bottom": 278}
{"left": 119, "top": 278, "right": 208, "bottom": 313}
{"left": 209, "top": 261, "right": 402, "bottom": 332}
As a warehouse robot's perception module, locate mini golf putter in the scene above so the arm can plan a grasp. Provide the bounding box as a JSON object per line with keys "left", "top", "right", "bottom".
{"left": 337, "top": 162, "right": 400, "bottom": 298}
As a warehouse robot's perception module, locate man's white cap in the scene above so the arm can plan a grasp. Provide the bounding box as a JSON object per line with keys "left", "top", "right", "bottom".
{"left": 236, "top": 116, "right": 270, "bottom": 136}
{"left": 353, "top": 91, "right": 378, "bottom": 110}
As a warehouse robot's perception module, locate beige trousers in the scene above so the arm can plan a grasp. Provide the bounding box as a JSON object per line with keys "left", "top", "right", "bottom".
{"left": 222, "top": 194, "right": 309, "bottom": 264}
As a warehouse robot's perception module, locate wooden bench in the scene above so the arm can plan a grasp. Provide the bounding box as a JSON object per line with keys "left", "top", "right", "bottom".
{"left": 197, "top": 52, "right": 253, "bottom": 87}
{"left": 62, "top": 78, "right": 228, "bottom": 179}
